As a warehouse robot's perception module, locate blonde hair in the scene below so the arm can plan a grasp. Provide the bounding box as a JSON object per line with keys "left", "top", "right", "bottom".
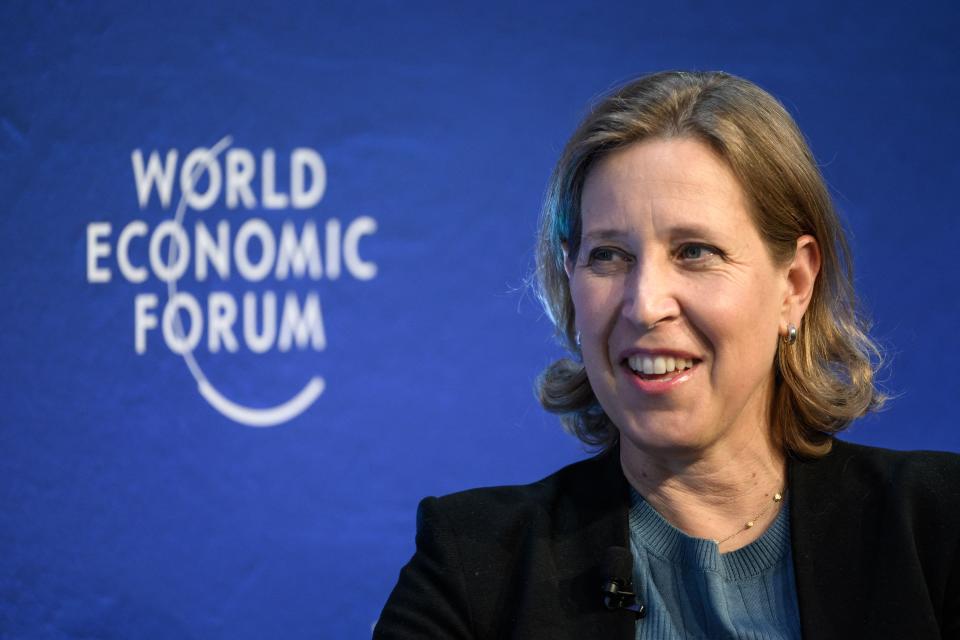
{"left": 535, "top": 71, "right": 885, "bottom": 457}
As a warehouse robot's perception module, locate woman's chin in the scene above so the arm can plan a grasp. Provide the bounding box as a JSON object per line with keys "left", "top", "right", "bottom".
{"left": 616, "top": 421, "right": 716, "bottom": 458}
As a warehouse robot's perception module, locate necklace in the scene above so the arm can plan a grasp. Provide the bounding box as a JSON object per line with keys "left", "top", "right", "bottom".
{"left": 712, "top": 490, "right": 785, "bottom": 547}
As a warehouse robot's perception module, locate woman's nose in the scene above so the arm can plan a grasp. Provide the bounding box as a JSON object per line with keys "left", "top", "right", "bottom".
{"left": 621, "top": 258, "right": 680, "bottom": 330}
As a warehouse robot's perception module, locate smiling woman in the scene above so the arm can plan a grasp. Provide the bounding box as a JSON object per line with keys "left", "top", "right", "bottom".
{"left": 374, "top": 72, "right": 960, "bottom": 639}
{"left": 567, "top": 138, "right": 819, "bottom": 468}
{"left": 538, "top": 73, "right": 879, "bottom": 460}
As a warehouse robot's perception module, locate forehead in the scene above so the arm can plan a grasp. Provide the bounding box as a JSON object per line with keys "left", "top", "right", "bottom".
{"left": 580, "top": 137, "right": 753, "bottom": 235}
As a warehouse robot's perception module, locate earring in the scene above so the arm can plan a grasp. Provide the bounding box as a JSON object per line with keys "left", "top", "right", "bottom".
{"left": 783, "top": 323, "right": 798, "bottom": 345}
{"left": 574, "top": 330, "right": 582, "bottom": 348}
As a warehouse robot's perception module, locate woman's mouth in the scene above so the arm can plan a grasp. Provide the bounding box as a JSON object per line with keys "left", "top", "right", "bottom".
{"left": 623, "top": 353, "right": 700, "bottom": 391}
{"left": 627, "top": 354, "right": 696, "bottom": 378}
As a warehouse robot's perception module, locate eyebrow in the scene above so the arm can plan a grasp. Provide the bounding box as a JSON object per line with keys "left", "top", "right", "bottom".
{"left": 581, "top": 229, "right": 628, "bottom": 242}
{"left": 667, "top": 224, "right": 721, "bottom": 239}
{"left": 581, "top": 224, "right": 721, "bottom": 242}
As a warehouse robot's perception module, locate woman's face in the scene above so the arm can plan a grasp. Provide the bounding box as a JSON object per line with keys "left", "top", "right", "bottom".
{"left": 568, "top": 137, "right": 793, "bottom": 457}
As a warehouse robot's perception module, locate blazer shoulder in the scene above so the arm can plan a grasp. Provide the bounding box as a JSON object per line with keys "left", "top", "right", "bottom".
{"left": 797, "top": 438, "right": 960, "bottom": 513}
{"left": 788, "top": 439, "right": 960, "bottom": 637}
{"left": 825, "top": 439, "right": 960, "bottom": 484}
{"left": 380, "top": 450, "right": 633, "bottom": 639}
{"left": 425, "top": 448, "right": 626, "bottom": 539}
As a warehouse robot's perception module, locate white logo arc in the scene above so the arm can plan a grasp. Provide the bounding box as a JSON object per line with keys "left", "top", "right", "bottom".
{"left": 164, "top": 135, "right": 325, "bottom": 427}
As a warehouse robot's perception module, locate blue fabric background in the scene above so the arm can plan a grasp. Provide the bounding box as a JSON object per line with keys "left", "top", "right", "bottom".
{"left": 2, "top": 2, "right": 958, "bottom": 638}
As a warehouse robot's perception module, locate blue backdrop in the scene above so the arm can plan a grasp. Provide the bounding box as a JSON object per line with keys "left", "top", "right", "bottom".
{"left": 2, "top": 2, "right": 958, "bottom": 638}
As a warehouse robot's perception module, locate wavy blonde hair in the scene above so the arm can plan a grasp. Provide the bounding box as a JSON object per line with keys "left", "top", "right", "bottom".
{"left": 535, "top": 71, "right": 885, "bottom": 458}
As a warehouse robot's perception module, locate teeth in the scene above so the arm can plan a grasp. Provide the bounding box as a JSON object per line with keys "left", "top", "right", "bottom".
{"left": 627, "top": 355, "right": 695, "bottom": 375}
{"left": 653, "top": 356, "right": 666, "bottom": 374}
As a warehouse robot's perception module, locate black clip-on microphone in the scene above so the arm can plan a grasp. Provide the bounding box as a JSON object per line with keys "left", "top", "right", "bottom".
{"left": 601, "top": 546, "right": 646, "bottom": 619}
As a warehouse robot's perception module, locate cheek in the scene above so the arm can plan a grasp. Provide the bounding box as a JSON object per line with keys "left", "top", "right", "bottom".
{"left": 689, "top": 277, "right": 781, "bottom": 368}
{"left": 570, "top": 275, "right": 620, "bottom": 338}
{"left": 571, "top": 278, "right": 621, "bottom": 393}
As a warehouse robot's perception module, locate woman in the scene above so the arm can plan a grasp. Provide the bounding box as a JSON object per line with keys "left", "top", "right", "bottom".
{"left": 374, "top": 71, "right": 960, "bottom": 639}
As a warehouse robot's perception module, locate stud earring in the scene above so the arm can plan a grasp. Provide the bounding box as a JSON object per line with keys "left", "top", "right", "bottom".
{"left": 783, "top": 323, "right": 798, "bottom": 345}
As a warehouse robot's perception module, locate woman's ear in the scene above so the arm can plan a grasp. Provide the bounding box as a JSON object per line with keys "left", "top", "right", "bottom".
{"left": 781, "top": 235, "right": 821, "bottom": 331}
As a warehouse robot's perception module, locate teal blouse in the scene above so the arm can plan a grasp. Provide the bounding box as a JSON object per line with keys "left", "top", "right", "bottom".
{"left": 629, "top": 489, "right": 802, "bottom": 639}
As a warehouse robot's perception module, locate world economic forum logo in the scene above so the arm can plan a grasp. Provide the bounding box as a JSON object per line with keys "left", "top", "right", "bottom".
{"left": 85, "top": 136, "right": 376, "bottom": 427}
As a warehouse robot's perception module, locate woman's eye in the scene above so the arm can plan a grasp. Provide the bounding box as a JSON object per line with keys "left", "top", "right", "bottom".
{"left": 591, "top": 248, "right": 618, "bottom": 261}
{"left": 678, "top": 244, "right": 720, "bottom": 261}
{"left": 584, "top": 246, "right": 631, "bottom": 272}
{"left": 587, "top": 247, "right": 630, "bottom": 264}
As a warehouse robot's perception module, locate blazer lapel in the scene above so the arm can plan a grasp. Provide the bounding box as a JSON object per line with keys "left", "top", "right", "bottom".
{"left": 551, "top": 447, "right": 636, "bottom": 639}
{"left": 789, "top": 441, "right": 871, "bottom": 638}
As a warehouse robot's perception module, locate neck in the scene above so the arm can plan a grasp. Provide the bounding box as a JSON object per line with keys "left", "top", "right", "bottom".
{"left": 620, "top": 422, "right": 786, "bottom": 553}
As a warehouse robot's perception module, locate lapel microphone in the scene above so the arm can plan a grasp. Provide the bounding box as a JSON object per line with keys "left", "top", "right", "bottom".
{"left": 601, "top": 546, "right": 646, "bottom": 618}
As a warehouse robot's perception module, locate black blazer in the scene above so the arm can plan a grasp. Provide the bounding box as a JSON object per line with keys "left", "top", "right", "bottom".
{"left": 374, "top": 440, "right": 960, "bottom": 639}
